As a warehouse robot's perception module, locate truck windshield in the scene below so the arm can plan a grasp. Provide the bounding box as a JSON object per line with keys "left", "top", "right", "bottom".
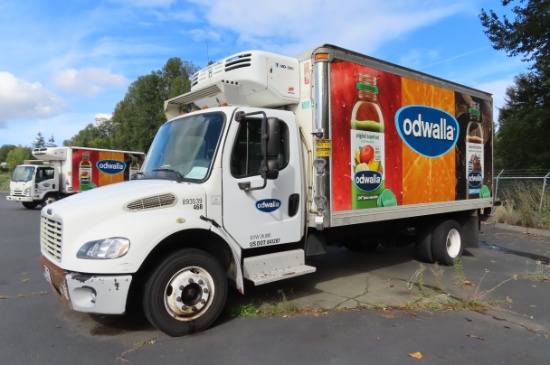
{"left": 11, "top": 166, "right": 35, "bottom": 182}
{"left": 140, "top": 112, "right": 225, "bottom": 181}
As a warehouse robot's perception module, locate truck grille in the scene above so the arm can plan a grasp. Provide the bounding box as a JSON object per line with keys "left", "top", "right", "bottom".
{"left": 41, "top": 216, "right": 62, "bottom": 262}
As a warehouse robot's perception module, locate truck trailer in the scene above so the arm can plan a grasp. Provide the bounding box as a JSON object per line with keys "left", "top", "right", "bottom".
{"left": 8, "top": 146, "right": 144, "bottom": 208}
{"left": 40, "top": 45, "right": 494, "bottom": 336}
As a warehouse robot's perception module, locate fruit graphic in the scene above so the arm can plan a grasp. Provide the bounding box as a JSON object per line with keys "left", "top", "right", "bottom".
{"left": 359, "top": 144, "right": 374, "bottom": 164}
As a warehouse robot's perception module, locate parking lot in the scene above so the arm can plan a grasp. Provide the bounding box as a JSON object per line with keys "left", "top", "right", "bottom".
{"left": 1, "top": 193, "right": 550, "bottom": 364}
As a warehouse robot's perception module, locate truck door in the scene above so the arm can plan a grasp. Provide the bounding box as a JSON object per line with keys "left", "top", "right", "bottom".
{"left": 35, "top": 166, "right": 58, "bottom": 196}
{"left": 222, "top": 107, "right": 304, "bottom": 249}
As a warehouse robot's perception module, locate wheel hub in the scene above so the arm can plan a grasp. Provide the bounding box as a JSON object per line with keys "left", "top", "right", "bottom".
{"left": 165, "top": 267, "right": 213, "bottom": 319}
{"left": 446, "top": 229, "right": 461, "bottom": 258}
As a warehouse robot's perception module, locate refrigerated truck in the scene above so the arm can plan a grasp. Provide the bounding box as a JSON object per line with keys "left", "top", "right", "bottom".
{"left": 40, "top": 45, "right": 494, "bottom": 336}
{"left": 7, "top": 146, "right": 144, "bottom": 208}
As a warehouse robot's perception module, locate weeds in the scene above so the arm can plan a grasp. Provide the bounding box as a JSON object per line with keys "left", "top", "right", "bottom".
{"left": 493, "top": 181, "right": 550, "bottom": 230}
{"left": 522, "top": 261, "right": 550, "bottom": 282}
{"left": 460, "top": 269, "right": 517, "bottom": 310}
{"left": 405, "top": 261, "right": 517, "bottom": 312}
{"left": 229, "top": 289, "right": 299, "bottom": 318}
{"left": 407, "top": 264, "right": 426, "bottom": 293}
{"left": 453, "top": 258, "right": 467, "bottom": 286}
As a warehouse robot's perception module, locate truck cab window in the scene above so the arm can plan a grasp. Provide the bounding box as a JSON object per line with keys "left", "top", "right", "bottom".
{"left": 231, "top": 118, "right": 289, "bottom": 178}
{"left": 36, "top": 167, "right": 54, "bottom": 183}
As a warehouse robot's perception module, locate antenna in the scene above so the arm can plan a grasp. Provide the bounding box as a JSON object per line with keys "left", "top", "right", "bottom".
{"left": 206, "top": 37, "right": 210, "bottom": 65}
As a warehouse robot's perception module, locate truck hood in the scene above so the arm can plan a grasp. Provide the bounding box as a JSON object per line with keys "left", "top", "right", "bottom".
{"left": 43, "top": 179, "right": 195, "bottom": 220}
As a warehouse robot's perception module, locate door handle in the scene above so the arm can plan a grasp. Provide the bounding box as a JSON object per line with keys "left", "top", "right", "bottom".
{"left": 288, "top": 194, "right": 299, "bottom": 217}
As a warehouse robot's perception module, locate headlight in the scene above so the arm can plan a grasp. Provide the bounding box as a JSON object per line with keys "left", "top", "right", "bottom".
{"left": 77, "top": 237, "right": 130, "bottom": 259}
{"left": 24, "top": 188, "right": 31, "bottom": 196}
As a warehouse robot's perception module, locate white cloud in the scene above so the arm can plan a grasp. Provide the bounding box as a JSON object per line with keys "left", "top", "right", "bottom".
{"left": 189, "top": 0, "right": 469, "bottom": 56}
{"left": 95, "top": 113, "right": 113, "bottom": 126}
{"left": 53, "top": 68, "right": 127, "bottom": 96}
{"left": 400, "top": 49, "right": 440, "bottom": 69}
{"left": 0, "top": 72, "right": 67, "bottom": 127}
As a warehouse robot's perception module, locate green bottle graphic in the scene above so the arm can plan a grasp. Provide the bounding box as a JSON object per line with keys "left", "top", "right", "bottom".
{"left": 79, "top": 153, "right": 92, "bottom": 191}
{"left": 350, "top": 73, "right": 385, "bottom": 209}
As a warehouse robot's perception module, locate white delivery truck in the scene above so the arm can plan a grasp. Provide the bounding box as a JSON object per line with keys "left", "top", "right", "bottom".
{"left": 40, "top": 45, "right": 494, "bottom": 336}
{"left": 8, "top": 146, "right": 144, "bottom": 209}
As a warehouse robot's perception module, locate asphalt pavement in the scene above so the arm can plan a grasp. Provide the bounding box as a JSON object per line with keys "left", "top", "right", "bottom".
{"left": 1, "top": 193, "right": 549, "bottom": 364}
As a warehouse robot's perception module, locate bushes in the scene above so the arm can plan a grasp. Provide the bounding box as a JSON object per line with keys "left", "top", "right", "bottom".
{"left": 0, "top": 171, "right": 10, "bottom": 192}
{"left": 493, "top": 181, "right": 550, "bottom": 230}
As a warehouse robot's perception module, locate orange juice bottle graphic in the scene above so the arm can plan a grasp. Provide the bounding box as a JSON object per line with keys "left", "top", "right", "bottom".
{"left": 466, "top": 102, "right": 483, "bottom": 198}
{"left": 79, "top": 153, "right": 93, "bottom": 191}
{"left": 350, "top": 73, "right": 386, "bottom": 209}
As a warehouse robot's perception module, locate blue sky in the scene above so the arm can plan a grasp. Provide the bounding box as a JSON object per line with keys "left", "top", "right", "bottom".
{"left": 0, "top": 0, "right": 527, "bottom": 148}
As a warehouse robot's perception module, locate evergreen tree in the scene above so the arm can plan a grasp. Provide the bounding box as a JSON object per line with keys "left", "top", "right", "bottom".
{"left": 32, "top": 132, "right": 46, "bottom": 149}
{"left": 480, "top": 0, "right": 550, "bottom": 169}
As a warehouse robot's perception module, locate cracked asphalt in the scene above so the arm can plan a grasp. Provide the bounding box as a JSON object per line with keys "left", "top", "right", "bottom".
{"left": 1, "top": 193, "right": 549, "bottom": 364}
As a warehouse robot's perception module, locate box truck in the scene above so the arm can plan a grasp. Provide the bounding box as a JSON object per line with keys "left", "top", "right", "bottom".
{"left": 40, "top": 45, "right": 494, "bottom": 336}
{"left": 7, "top": 146, "right": 144, "bottom": 208}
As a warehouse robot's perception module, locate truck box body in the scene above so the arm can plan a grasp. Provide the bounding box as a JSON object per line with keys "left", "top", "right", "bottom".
{"left": 8, "top": 146, "right": 144, "bottom": 207}
{"left": 39, "top": 45, "right": 494, "bottom": 336}
{"left": 167, "top": 45, "right": 493, "bottom": 230}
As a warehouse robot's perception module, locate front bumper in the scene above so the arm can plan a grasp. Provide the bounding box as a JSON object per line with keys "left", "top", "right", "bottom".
{"left": 40, "top": 256, "right": 132, "bottom": 315}
{"left": 6, "top": 195, "right": 33, "bottom": 202}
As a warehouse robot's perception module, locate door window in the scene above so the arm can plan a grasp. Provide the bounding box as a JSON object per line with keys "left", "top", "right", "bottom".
{"left": 36, "top": 167, "right": 55, "bottom": 183}
{"left": 230, "top": 118, "right": 289, "bottom": 178}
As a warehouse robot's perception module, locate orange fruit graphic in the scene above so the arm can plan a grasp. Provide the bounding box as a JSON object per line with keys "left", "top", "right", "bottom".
{"left": 401, "top": 78, "right": 456, "bottom": 204}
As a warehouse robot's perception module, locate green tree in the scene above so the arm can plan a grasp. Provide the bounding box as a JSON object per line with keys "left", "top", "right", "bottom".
{"left": 110, "top": 58, "right": 199, "bottom": 152}
{"left": 64, "top": 117, "right": 114, "bottom": 149}
{"left": 6, "top": 146, "right": 32, "bottom": 167}
{"left": 495, "top": 73, "right": 550, "bottom": 169}
{"left": 0, "top": 144, "right": 16, "bottom": 162}
{"left": 480, "top": 0, "right": 550, "bottom": 170}
{"left": 32, "top": 132, "right": 46, "bottom": 149}
{"left": 480, "top": 0, "right": 549, "bottom": 72}
{"left": 46, "top": 135, "right": 56, "bottom": 147}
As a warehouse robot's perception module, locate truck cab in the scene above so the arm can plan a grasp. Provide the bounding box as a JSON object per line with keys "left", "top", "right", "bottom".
{"left": 7, "top": 162, "right": 59, "bottom": 208}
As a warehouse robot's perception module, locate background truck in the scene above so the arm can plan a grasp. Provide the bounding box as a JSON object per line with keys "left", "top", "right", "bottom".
{"left": 39, "top": 44, "right": 494, "bottom": 336}
{"left": 8, "top": 146, "right": 144, "bottom": 209}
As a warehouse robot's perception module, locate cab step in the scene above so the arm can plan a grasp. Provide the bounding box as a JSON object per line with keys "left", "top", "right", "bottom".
{"left": 243, "top": 249, "right": 316, "bottom": 286}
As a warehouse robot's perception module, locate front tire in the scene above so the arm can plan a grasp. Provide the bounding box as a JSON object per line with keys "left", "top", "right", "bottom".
{"left": 143, "top": 249, "right": 227, "bottom": 337}
{"left": 22, "top": 202, "right": 39, "bottom": 209}
{"left": 431, "top": 220, "right": 463, "bottom": 265}
{"left": 41, "top": 194, "right": 57, "bottom": 206}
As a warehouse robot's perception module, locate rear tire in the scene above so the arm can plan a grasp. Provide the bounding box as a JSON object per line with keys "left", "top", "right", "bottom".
{"left": 143, "top": 248, "right": 227, "bottom": 337}
{"left": 415, "top": 225, "right": 433, "bottom": 263}
{"left": 431, "top": 220, "right": 463, "bottom": 265}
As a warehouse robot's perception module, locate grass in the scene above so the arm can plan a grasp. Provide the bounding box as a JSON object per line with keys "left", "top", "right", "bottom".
{"left": 228, "top": 289, "right": 301, "bottom": 318}
{"left": 0, "top": 171, "right": 10, "bottom": 192}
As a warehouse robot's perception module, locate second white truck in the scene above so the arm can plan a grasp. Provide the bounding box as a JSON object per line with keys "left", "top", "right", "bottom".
{"left": 7, "top": 146, "right": 144, "bottom": 209}
{"left": 40, "top": 44, "right": 494, "bottom": 336}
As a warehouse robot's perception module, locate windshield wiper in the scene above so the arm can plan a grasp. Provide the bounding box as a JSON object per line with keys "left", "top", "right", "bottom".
{"left": 152, "top": 168, "right": 184, "bottom": 181}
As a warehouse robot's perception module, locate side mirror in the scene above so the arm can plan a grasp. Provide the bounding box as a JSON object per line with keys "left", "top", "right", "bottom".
{"left": 261, "top": 117, "right": 280, "bottom": 180}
